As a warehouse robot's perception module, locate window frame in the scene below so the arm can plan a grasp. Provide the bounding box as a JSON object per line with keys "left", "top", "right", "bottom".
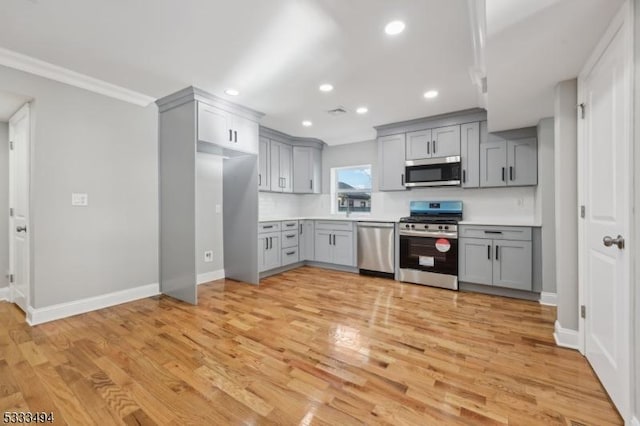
{"left": 331, "top": 164, "right": 372, "bottom": 215}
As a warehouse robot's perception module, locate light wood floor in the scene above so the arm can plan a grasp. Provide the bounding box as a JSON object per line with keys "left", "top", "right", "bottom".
{"left": 0, "top": 266, "right": 621, "bottom": 425}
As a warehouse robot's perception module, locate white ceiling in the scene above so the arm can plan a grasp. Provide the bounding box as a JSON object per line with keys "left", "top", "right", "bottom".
{"left": 0, "top": 0, "right": 625, "bottom": 141}
{"left": 485, "top": 0, "right": 623, "bottom": 132}
{"left": 0, "top": 90, "right": 30, "bottom": 121}
{"left": 0, "top": 0, "right": 478, "bottom": 145}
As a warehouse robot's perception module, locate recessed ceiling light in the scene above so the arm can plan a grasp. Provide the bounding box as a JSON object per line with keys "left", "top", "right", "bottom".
{"left": 319, "top": 84, "right": 334, "bottom": 92}
{"left": 302, "top": 120, "right": 313, "bottom": 127}
{"left": 385, "top": 20, "right": 406, "bottom": 36}
{"left": 356, "top": 107, "right": 369, "bottom": 114}
{"left": 224, "top": 88, "right": 239, "bottom": 96}
{"left": 423, "top": 90, "right": 439, "bottom": 99}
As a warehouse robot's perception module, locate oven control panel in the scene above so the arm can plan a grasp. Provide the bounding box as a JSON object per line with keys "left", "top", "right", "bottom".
{"left": 400, "top": 223, "right": 457, "bottom": 232}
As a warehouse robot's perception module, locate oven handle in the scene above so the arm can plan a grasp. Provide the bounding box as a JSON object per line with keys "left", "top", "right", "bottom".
{"left": 399, "top": 230, "right": 458, "bottom": 239}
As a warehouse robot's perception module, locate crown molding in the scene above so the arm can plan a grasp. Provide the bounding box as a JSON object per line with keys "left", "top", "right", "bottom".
{"left": 0, "top": 47, "right": 155, "bottom": 107}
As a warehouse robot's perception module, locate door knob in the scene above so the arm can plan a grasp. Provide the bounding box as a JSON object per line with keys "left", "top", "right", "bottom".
{"left": 16, "top": 225, "right": 27, "bottom": 233}
{"left": 603, "top": 235, "right": 625, "bottom": 249}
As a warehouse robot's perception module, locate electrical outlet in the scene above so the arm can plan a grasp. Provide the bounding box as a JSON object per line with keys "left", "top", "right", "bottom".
{"left": 71, "top": 193, "right": 89, "bottom": 206}
{"left": 204, "top": 251, "right": 213, "bottom": 263}
{"left": 215, "top": 204, "right": 221, "bottom": 214}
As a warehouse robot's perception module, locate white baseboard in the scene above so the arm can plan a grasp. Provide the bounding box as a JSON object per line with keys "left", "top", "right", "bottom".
{"left": 27, "top": 282, "right": 159, "bottom": 326}
{"left": 0, "top": 286, "right": 9, "bottom": 302}
{"left": 197, "top": 269, "right": 225, "bottom": 285}
{"left": 630, "top": 416, "right": 639, "bottom": 426}
{"left": 539, "top": 292, "right": 557, "bottom": 306}
{"left": 553, "top": 320, "right": 580, "bottom": 350}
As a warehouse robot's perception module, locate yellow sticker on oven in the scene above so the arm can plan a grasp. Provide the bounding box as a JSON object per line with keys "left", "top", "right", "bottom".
{"left": 435, "top": 238, "right": 451, "bottom": 253}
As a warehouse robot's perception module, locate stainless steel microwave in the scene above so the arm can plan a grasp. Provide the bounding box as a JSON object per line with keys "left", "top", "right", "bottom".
{"left": 405, "top": 156, "right": 461, "bottom": 187}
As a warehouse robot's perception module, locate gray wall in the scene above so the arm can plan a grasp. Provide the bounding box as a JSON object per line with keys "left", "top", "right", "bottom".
{"left": 536, "top": 118, "right": 556, "bottom": 294}
{"left": 0, "top": 122, "right": 8, "bottom": 288}
{"left": 196, "top": 152, "right": 224, "bottom": 276}
{"left": 554, "top": 79, "right": 579, "bottom": 331}
{"left": 321, "top": 140, "right": 378, "bottom": 193}
{"left": 0, "top": 65, "right": 158, "bottom": 308}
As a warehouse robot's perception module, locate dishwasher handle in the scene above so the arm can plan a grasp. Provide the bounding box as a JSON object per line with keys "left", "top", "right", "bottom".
{"left": 357, "top": 222, "right": 395, "bottom": 228}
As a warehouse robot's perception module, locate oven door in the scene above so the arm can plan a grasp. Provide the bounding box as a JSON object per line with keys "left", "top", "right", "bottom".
{"left": 399, "top": 234, "right": 458, "bottom": 276}
{"left": 405, "top": 156, "right": 461, "bottom": 187}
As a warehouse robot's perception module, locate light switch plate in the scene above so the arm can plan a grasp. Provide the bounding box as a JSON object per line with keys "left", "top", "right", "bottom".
{"left": 71, "top": 193, "right": 88, "bottom": 206}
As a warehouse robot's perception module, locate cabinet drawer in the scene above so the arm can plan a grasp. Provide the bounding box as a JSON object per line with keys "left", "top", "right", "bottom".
{"left": 459, "top": 225, "right": 531, "bottom": 241}
{"left": 281, "top": 247, "right": 299, "bottom": 266}
{"left": 259, "top": 222, "right": 281, "bottom": 233}
{"left": 281, "top": 220, "right": 299, "bottom": 231}
{"left": 281, "top": 230, "right": 299, "bottom": 248}
{"left": 314, "top": 221, "right": 353, "bottom": 232}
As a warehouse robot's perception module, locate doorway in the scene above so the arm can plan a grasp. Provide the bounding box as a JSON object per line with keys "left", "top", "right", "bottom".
{"left": 8, "top": 102, "right": 31, "bottom": 313}
{"left": 578, "top": 1, "right": 633, "bottom": 420}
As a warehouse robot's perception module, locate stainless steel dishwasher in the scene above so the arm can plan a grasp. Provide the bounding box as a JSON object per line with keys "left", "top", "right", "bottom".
{"left": 357, "top": 222, "right": 395, "bottom": 279}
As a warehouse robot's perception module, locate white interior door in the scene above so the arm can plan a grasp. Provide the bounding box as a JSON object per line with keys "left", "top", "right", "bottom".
{"left": 9, "top": 103, "right": 30, "bottom": 313}
{"left": 579, "top": 5, "right": 631, "bottom": 419}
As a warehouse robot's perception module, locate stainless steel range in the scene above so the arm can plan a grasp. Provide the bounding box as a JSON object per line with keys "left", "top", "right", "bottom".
{"left": 398, "top": 201, "right": 462, "bottom": 290}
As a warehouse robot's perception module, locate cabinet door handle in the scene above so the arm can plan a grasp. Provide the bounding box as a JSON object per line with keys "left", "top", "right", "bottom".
{"left": 234, "top": 131, "right": 238, "bottom": 142}
{"left": 310, "top": 179, "right": 313, "bottom": 190}
{"left": 263, "top": 225, "right": 273, "bottom": 229}
{"left": 333, "top": 234, "right": 336, "bottom": 245}
{"left": 509, "top": 166, "right": 514, "bottom": 181}
{"left": 329, "top": 234, "right": 332, "bottom": 246}
{"left": 495, "top": 245, "right": 499, "bottom": 260}
{"left": 286, "top": 234, "right": 295, "bottom": 239}
{"left": 300, "top": 224, "right": 302, "bottom": 234}
{"left": 427, "top": 141, "right": 430, "bottom": 154}
{"left": 462, "top": 169, "right": 466, "bottom": 183}
{"left": 229, "top": 129, "right": 233, "bottom": 142}
{"left": 259, "top": 174, "right": 261, "bottom": 186}
{"left": 286, "top": 251, "right": 295, "bottom": 256}
{"left": 269, "top": 237, "right": 272, "bottom": 250}
{"left": 433, "top": 140, "right": 436, "bottom": 154}
{"left": 487, "top": 245, "right": 491, "bottom": 260}
{"left": 265, "top": 238, "right": 268, "bottom": 250}
{"left": 501, "top": 167, "right": 505, "bottom": 182}
{"left": 401, "top": 174, "right": 405, "bottom": 186}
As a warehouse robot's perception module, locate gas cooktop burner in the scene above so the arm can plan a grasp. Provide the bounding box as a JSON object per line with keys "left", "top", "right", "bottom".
{"left": 400, "top": 200, "right": 463, "bottom": 225}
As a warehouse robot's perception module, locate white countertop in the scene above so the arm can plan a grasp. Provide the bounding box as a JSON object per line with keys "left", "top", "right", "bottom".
{"left": 259, "top": 215, "right": 401, "bottom": 223}
{"left": 458, "top": 220, "right": 542, "bottom": 227}
{"left": 259, "top": 216, "right": 541, "bottom": 227}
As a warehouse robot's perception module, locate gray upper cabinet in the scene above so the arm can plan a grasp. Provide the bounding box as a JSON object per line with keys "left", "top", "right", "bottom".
{"left": 507, "top": 138, "right": 537, "bottom": 186}
{"left": 431, "top": 125, "right": 461, "bottom": 158}
{"left": 258, "top": 137, "right": 270, "bottom": 191}
{"left": 378, "top": 134, "right": 407, "bottom": 191}
{"left": 480, "top": 140, "right": 508, "bottom": 187}
{"left": 293, "top": 146, "right": 321, "bottom": 194}
{"left": 460, "top": 122, "right": 480, "bottom": 188}
{"left": 406, "top": 130, "right": 431, "bottom": 160}
{"left": 481, "top": 132, "right": 537, "bottom": 188}
{"left": 270, "top": 141, "right": 293, "bottom": 193}
{"left": 198, "top": 102, "right": 258, "bottom": 154}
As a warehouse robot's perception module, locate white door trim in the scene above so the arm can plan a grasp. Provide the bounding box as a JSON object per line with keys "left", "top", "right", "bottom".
{"left": 577, "top": 0, "right": 634, "bottom": 421}
{"left": 8, "top": 102, "right": 31, "bottom": 310}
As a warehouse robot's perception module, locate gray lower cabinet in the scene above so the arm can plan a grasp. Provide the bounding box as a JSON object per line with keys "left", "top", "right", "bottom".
{"left": 314, "top": 229, "right": 333, "bottom": 264}
{"left": 313, "top": 229, "right": 354, "bottom": 266}
{"left": 258, "top": 137, "right": 270, "bottom": 191}
{"left": 258, "top": 231, "right": 281, "bottom": 272}
{"left": 378, "top": 134, "right": 407, "bottom": 191}
{"left": 460, "top": 122, "right": 480, "bottom": 188}
{"left": 459, "top": 226, "right": 532, "bottom": 291}
{"left": 293, "top": 146, "right": 321, "bottom": 193}
{"left": 299, "top": 220, "right": 315, "bottom": 261}
{"left": 480, "top": 137, "right": 537, "bottom": 187}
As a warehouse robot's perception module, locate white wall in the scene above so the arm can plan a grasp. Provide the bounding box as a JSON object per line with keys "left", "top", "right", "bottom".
{"left": 0, "top": 122, "right": 8, "bottom": 288}
{"left": 536, "top": 118, "right": 557, "bottom": 294}
{"left": 196, "top": 153, "right": 224, "bottom": 275}
{"left": 0, "top": 65, "right": 158, "bottom": 309}
{"left": 554, "top": 79, "right": 579, "bottom": 331}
